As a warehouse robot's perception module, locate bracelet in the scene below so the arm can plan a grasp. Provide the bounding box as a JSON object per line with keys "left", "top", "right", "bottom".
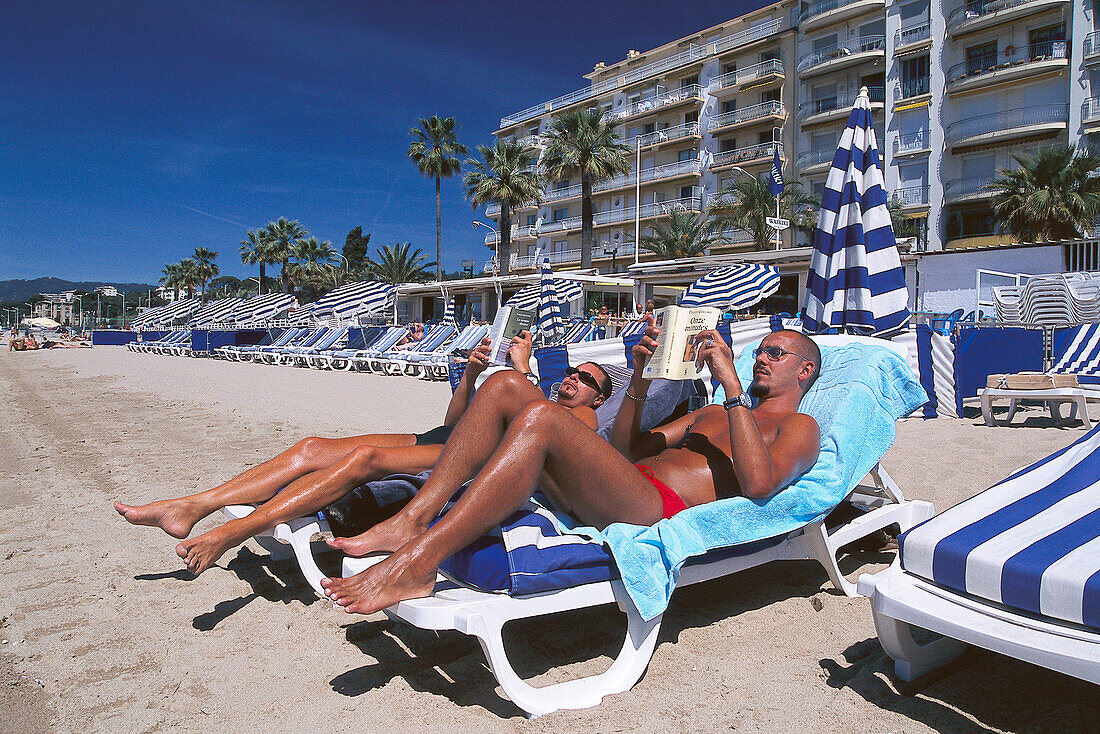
{"left": 623, "top": 389, "right": 647, "bottom": 402}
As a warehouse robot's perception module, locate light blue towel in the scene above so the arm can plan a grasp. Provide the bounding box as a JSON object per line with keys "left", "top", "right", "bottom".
{"left": 561, "top": 340, "right": 928, "bottom": 621}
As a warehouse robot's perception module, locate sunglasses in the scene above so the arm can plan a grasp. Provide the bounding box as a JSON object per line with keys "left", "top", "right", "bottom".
{"left": 565, "top": 366, "right": 609, "bottom": 397}
{"left": 753, "top": 345, "right": 813, "bottom": 363}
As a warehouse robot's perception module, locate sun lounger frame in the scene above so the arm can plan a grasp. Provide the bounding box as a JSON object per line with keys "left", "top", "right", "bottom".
{"left": 978, "top": 387, "right": 1093, "bottom": 428}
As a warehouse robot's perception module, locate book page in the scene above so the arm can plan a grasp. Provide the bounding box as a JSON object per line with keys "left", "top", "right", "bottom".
{"left": 488, "top": 306, "right": 535, "bottom": 364}
{"left": 642, "top": 306, "right": 720, "bottom": 380}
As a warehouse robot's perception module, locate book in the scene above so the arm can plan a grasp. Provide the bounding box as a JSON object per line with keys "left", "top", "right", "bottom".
{"left": 486, "top": 305, "right": 535, "bottom": 364}
{"left": 641, "top": 305, "right": 721, "bottom": 381}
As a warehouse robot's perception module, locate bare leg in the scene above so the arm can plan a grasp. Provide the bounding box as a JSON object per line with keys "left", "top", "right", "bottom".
{"left": 321, "top": 401, "right": 662, "bottom": 614}
{"left": 327, "top": 371, "right": 546, "bottom": 557}
{"left": 176, "top": 443, "right": 444, "bottom": 575}
{"left": 113, "top": 433, "right": 417, "bottom": 538}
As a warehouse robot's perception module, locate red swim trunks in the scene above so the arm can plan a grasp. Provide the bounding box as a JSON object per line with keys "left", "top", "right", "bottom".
{"left": 634, "top": 464, "right": 689, "bottom": 519}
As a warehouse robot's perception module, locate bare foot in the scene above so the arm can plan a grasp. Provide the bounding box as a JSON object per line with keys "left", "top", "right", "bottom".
{"left": 325, "top": 513, "right": 427, "bottom": 557}
{"left": 175, "top": 522, "right": 247, "bottom": 575}
{"left": 319, "top": 553, "right": 436, "bottom": 614}
{"left": 113, "top": 499, "right": 207, "bottom": 539}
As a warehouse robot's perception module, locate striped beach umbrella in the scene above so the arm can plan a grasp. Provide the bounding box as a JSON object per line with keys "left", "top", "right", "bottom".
{"left": 309, "top": 280, "right": 394, "bottom": 323}
{"left": 506, "top": 278, "right": 583, "bottom": 311}
{"left": 442, "top": 295, "right": 457, "bottom": 328}
{"left": 535, "top": 259, "right": 567, "bottom": 342}
{"left": 188, "top": 297, "right": 244, "bottom": 327}
{"left": 802, "top": 86, "right": 910, "bottom": 336}
{"left": 229, "top": 293, "right": 296, "bottom": 324}
{"left": 679, "top": 264, "right": 781, "bottom": 311}
{"left": 133, "top": 298, "right": 201, "bottom": 328}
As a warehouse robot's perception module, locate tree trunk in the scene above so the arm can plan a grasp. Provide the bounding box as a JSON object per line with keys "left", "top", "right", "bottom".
{"left": 499, "top": 205, "right": 512, "bottom": 276}
{"left": 282, "top": 258, "right": 290, "bottom": 293}
{"left": 580, "top": 172, "right": 593, "bottom": 269}
{"left": 435, "top": 176, "right": 443, "bottom": 280}
{"left": 258, "top": 262, "right": 266, "bottom": 295}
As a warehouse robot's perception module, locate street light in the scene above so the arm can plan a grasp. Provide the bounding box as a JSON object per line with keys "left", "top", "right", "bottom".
{"left": 244, "top": 277, "right": 261, "bottom": 296}
{"left": 336, "top": 253, "right": 349, "bottom": 272}
{"left": 472, "top": 220, "right": 499, "bottom": 275}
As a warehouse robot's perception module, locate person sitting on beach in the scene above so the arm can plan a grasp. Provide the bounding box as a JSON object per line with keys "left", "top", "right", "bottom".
{"left": 393, "top": 322, "right": 425, "bottom": 350}
{"left": 114, "top": 331, "right": 614, "bottom": 575}
{"left": 320, "top": 326, "right": 822, "bottom": 615}
{"left": 9, "top": 335, "right": 39, "bottom": 351}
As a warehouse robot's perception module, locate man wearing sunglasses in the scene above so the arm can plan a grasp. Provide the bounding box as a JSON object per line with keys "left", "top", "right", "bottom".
{"left": 115, "top": 330, "right": 613, "bottom": 576}
{"left": 322, "top": 325, "right": 823, "bottom": 615}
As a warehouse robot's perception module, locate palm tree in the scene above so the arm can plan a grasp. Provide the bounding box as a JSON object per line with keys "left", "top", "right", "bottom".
{"left": 708, "top": 176, "right": 818, "bottom": 250}
{"left": 263, "top": 217, "right": 309, "bottom": 293}
{"left": 989, "top": 145, "right": 1100, "bottom": 242}
{"left": 637, "top": 209, "right": 727, "bottom": 260}
{"left": 286, "top": 236, "right": 338, "bottom": 296}
{"left": 192, "top": 247, "right": 219, "bottom": 300}
{"left": 408, "top": 116, "right": 467, "bottom": 280}
{"left": 240, "top": 228, "right": 280, "bottom": 295}
{"left": 364, "top": 242, "right": 437, "bottom": 285}
{"left": 540, "top": 109, "right": 631, "bottom": 268}
{"left": 159, "top": 262, "right": 183, "bottom": 300}
{"left": 176, "top": 258, "right": 201, "bottom": 298}
{"left": 463, "top": 141, "right": 544, "bottom": 276}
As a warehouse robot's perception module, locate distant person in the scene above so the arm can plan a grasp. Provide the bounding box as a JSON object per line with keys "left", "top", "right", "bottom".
{"left": 644, "top": 299, "right": 656, "bottom": 315}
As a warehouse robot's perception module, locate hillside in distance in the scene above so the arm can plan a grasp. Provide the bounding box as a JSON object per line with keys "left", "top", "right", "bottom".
{"left": 0, "top": 277, "right": 159, "bottom": 302}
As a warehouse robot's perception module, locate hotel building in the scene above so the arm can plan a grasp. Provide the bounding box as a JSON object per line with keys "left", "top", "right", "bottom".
{"left": 486, "top": 0, "right": 1092, "bottom": 275}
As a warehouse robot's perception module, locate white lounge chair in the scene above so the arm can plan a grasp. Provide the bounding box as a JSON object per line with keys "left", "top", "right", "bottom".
{"left": 368, "top": 324, "right": 455, "bottom": 374}
{"left": 858, "top": 423, "right": 1100, "bottom": 685}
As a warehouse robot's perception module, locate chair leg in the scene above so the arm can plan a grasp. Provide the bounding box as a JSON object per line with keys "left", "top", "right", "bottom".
{"left": 871, "top": 610, "right": 967, "bottom": 681}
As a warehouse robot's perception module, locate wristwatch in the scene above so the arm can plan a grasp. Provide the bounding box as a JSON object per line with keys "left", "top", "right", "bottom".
{"left": 522, "top": 372, "right": 540, "bottom": 387}
{"left": 722, "top": 392, "right": 752, "bottom": 410}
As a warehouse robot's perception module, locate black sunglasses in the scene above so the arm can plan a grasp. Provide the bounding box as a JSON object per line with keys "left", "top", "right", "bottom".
{"left": 753, "top": 345, "right": 812, "bottom": 363}
{"left": 565, "top": 366, "right": 609, "bottom": 397}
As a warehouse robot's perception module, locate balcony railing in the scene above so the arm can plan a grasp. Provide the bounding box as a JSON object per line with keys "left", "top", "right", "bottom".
{"left": 515, "top": 134, "right": 543, "bottom": 148}
{"left": 947, "top": 0, "right": 1066, "bottom": 32}
{"left": 714, "top": 17, "right": 788, "bottom": 54}
{"left": 542, "top": 159, "right": 703, "bottom": 205}
{"left": 512, "top": 242, "right": 638, "bottom": 269}
{"left": 607, "top": 84, "right": 703, "bottom": 122}
{"left": 944, "top": 104, "right": 1068, "bottom": 144}
{"left": 801, "top": 0, "right": 883, "bottom": 23}
{"left": 1083, "top": 98, "right": 1100, "bottom": 123}
{"left": 896, "top": 77, "right": 930, "bottom": 101}
{"left": 944, "top": 176, "right": 994, "bottom": 200}
{"left": 892, "top": 185, "right": 930, "bottom": 207}
{"left": 797, "top": 36, "right": 886, "bottom": 73}
{"left": 893, "top": 130, "right": 930, "bottom": 155}
{"left": 624, "top": 122, "right": 701, "bottom": 149}
{"left": 707, "top": 101, "right": 786, "bottom": 131}
{"left": 797, "top": 86, "right": 885, "bottom": 120}
{"left": 1086, "top": 32, "right": 1100, "bottom": 57}
{"left": 796, "top": 147, "right": 835, "bottom": 169}
{"left": 895, "top": 21, "right": 931, "bottom": 48}
{"left": 711, "top": 142, "right": 782, "bottom": 168}
{"left": 713, "top": 59, "right": 784, "bottom": 90}
{"left": 537, "top": 196, "right": 703, "bottom": 235}
{"left": 622, "top": 45, "right": 707, "bottom": 85}
{"left": 946, "top": 41, "right": 1067, "bottom": 85}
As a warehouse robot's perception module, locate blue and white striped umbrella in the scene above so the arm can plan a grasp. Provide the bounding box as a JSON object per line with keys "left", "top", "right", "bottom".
{"left": 310, "top": 280, "right": 394, "bottom": 322}
{"left": 506, "top": 278, "right": 583, "bottom": 311}
{"left": 680, "top": 264, "right": 781, "bottom": 310}
{"left": 132, "top": 298, "right": 201, "bottom": 328}
{"left": 535, "top": 259, "right": 567, "bottom": 342}
{"left": 442, "top": 296, "right": 457, "bottom": 328}
{"left": 188, "top": 297, "right": 244, "bottom": 327}
{"left": 230, "top": 293, "right": 297, "bottom": 324}
{"left": 802, "top": 86, "right": 910, "bottom": 335}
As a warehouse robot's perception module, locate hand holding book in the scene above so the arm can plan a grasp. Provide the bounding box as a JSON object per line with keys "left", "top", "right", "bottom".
{"left": 692, "top": 329, "right": 743, "bottom": 396}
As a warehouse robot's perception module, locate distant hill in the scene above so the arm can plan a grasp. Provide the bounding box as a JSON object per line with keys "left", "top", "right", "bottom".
{"left": 0, "top": 278, "right": 160, "bottom": 303}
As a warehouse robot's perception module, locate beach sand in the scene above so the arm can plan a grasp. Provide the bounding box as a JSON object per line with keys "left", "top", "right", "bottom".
{"left": 1, "top": 346, "right": 1097, "bottom": 733}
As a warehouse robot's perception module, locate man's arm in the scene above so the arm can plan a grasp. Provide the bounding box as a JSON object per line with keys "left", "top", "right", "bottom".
{"left": 443, "top": 330, "right": 536, "bottom": 427}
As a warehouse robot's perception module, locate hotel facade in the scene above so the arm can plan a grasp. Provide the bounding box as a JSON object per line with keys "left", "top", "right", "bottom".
{"left": 485, "top": 0, "right": 1093, "bottom": 276}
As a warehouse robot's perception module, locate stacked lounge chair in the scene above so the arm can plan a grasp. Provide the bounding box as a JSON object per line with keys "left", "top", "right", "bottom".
{"left": 994, "top": 273, "right": 1100, "bottom": 326}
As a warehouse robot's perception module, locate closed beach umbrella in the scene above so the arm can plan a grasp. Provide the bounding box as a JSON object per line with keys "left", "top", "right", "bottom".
{"left": 29, "top": 317, "right": 61, "bottom": 329}
{"left": 535, "top": 259, "right": 567, "bottom": 343}
{"left": 679, "top": 264, "right": 781, "bottom": 311}
{"left": 802, "top": 86, "right": 910, "bottom": 335}
{"left": 443, "top": 295, "right": 457, "bottom": 328}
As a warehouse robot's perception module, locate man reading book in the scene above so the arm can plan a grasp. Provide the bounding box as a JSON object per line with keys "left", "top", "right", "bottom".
{"left": 321, "top": 324, "right": 823, "bottom": 615}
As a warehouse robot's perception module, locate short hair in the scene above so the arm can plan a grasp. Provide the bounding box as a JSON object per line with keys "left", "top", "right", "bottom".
{"left": 775, "top": 329, "right": 821, "bottom": 390}
{"left": 580, "top": 361, "right": 613, "bottom": 399}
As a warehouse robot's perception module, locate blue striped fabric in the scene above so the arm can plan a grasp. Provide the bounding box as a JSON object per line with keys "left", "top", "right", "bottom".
{"left": 506, "top": 278, "right": 583, "bottom": 311}
{"left": 442, "top": 296, "right": 456, "bottom": 328}
{"left": 229, "top": 293, "right": 297, "bottom": 324}
{"left": 535, "top": 259, "right": 566, "bottom": 342}
{"left": 680, "top": 265, "right": 781, "bottom": 310}
{"left": 802, "top": 87, "right": 910, "bottom": 336}
{"left": 187, "top": 297, "right": 244, "bottom": 327}
{"left": 131, "top": 298, "right": 201, "bottom": 329}
{"left": 900, "top": 424, "right": 1100, "bottom": 629}
{"left": 1052, "top": 324, "right": 1100, "bottom": 376}
{"left": 309, "top": 280, "right": 393, "bottom": 322}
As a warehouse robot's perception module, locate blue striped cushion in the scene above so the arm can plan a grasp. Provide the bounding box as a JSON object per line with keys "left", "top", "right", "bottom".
{"left": 899, "top": 425, "right": 1100, "bottom": 629}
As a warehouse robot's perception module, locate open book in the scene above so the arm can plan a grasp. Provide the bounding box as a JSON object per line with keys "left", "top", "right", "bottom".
{"left": 641, "top": 305, "right": 721, "bottom": 381}
{"left": 486, "top": 305, "right": 535, "bottom": 364}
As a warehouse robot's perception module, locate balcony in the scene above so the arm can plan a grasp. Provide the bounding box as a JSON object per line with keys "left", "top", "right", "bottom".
{"left": 1084, "top": 98, "right": 1100, "bottom": 129}
{"left": 797, "top": 86, "right": 885, "bottom": 126}
{"left": 714, "top": 17, "right": 789, "bottom": 55}
{"left": 536, "top": 196, "right": 703, "bottom": 236}
{"left": 621, "top": 45, "right": 708, "bottom": 86}
{"left": 712, "top": 60, "right": 784, "bottom": 94}
{"left": 707, "top": 101, "right": 786, "bottom": 133}
{"left": 797, "top": 36, "right": 886, "bottom": 78}
{"left": 499, "top": 77, "right": 619, "bottom": 129}
{"left": 607, "top": 84, "right": 704, "bottom": 123}
{"left": 515, "top": 134, "right": 543, "bottom": 148}
{"left": 800, "top": 0, "right": 886, "bottom": 33}
{"left": 796, "top": 148, "right": 835, "bottom": 174}
{"left": 711, "top": 142, "right": 782, "bottom": 170}
{"left": 946, "top": 41, "right": 1068, "bottom": 95}
{"left": 511, "top": 242, "right": 637, "bottom": 270}
{"left": 541, "top": 159, "right": 704, "bottom": 206}
{"left": 946, "top": 0, "right": 1071, "bottom": 38}
{"left": 894, "top": 22, "right": 932, "bottom": 55}
{"left": 893, "top": 130, "right": 931, "bottom": 157}
{"left": 891, "top": 185, "right": 930, "bottom": 209}
{"left": 944, "top": 176, "right": 995, "bottom": 203}
{"left": 1086, "top": 32, "right": 1100, "bottom": 64}
{"left": 895, "top": 77, "right": 930, "bottom": 104}
{"left": 944, "top": 104, "right": 1068, "bottom": 150}
{"left": 624, "top": 122, "right": 702, "bottom": 151}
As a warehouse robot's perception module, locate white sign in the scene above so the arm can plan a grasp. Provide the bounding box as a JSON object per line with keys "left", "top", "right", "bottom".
{"left": 766, "top": 217, "right": 790, "bottom": 231}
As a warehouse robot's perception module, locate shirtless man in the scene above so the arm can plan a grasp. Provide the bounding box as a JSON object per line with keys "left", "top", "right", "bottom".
{"left": 114, "top": 332, "right": 613, "bottom": 575}
{"left": 320, "top": 326, "right": 822, "bottom": 614}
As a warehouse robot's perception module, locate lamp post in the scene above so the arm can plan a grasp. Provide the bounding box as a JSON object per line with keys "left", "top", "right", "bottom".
{"left": 634, "top": 135, "right": 641, "bottom": 266}
{"left": 336, "top": 253, "right": 349, "bottom": 272}
{"left": 472, "top": 220, "right": 499, "bottom": 275}
{"left": 244, "top": 277, "right": 260, "bottom": 296}
{"left": 602, "top": 242, "right": 619, "bottom": 275}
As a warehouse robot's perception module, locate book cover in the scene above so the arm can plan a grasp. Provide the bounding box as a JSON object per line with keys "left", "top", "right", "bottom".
{"left": 641, "top": 305, "right": 721, "bottom": 381}
{"left": 487, "top": 306, "right": 535, "bottom": 364}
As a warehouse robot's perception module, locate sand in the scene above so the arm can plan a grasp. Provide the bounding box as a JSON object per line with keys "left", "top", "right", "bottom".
{"left": 1, "top": 346, "right": 1097, "bottom": 733}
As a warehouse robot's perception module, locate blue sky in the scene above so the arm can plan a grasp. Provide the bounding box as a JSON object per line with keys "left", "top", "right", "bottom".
{"left": 2, "top": 0, "right": 769, "bottom": 283}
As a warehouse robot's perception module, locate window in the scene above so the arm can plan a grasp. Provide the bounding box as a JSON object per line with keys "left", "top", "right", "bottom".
{"left": 758, "top": 130, "right": 773, "bottom": 144}
{"left": 553, "top": 179, "right": 571, "bottom": 190}
{"left": 551, "top": 240, "right": 568, "bottom": 255}
{"left": 760, "top": 49, "right": 779, "bottom": 62}
{"left": 900, "top": 55, "right": 930, "bottom": 97}
{"left": 552, "top": 208, "right": 569, "bottom": 222}
{"left": 1029, "top": 24, "right": 1066, "bottom": 59}
{"left": 679, "top": 185, "right": 695, "bottom": 200}
{"left": 642, "top": 122, "right": 656, "bottom": 135}
{"left": 526, "top": 214, "right": 537, "bottom": 227}
{"left": 720, "top": 137, "right": 738, "bottom": 152}
{"left": 761, "top": 88, "right": 780, "bottom": 104}
{"left": 684, "top": 110, "right": 699, "bottom": 124}
{"left": 678, "top": 148, "right": 698, "bottom": 162}
{"left": 966, "top": 41, "right": 998, "bottom": 74}
{"left": 722, "top": 99, "right": 737, "bottom": 114}
{"left": 723, "top": 62, "right": 737, "bottom": 74}
{"left": 528, "top": 125, "right": 539, "bottom": 137}
{"left": 681, "top": 75, "right": 699, "bottom": 88}
{"left": 813, "top": 34, "right": 837, "bottom": 52}
{"left": 899, "top": 0, "right": 928, "bottom": 23}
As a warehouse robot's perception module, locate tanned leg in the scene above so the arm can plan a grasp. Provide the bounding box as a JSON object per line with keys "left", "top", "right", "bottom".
{"left": 175, "top": 443, "right": 444, "bottom": 575}
{"left": 113, "top": 433, "right": 417, "bottom": 539}
{"left": 322, "top": 401, "right": 663, "bottom": 614}
{"left": 326, "top": 370, "right": 545, "bottom": 557}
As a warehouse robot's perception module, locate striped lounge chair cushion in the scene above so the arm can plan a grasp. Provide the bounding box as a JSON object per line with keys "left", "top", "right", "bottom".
{"left": 899, "top": 425, "right": 1100, "bottom": 630}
